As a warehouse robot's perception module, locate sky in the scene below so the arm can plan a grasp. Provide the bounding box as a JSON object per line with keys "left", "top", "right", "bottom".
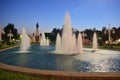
{"left": 0, "top": 0, "right": 120, "bottom": 34}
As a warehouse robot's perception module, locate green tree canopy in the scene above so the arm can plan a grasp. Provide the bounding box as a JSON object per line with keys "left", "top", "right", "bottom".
{"left": 3, "top": 23, "right": 19, "bottom": 41}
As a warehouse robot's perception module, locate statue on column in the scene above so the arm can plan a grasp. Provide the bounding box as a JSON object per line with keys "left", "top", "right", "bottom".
{"left": 32, "top": 22, "right": 40, "bottom": 43}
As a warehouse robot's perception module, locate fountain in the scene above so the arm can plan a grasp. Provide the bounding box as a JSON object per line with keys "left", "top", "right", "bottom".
{"left": 62, "top": 12, "right": 73, "bottom": 54}
{"left": 0, "top": 28, "right": 4, "bottom": 41}
{"left": 0, "top": 12, "right": 120, "bottom": 74}
{"left": 55, "top": 12, "right": 80, "bottom": 54}
{"left": 46, "top": 38, "right": 50, "bottom": 46}
{"left": 93, "top": 32, "right": 98, "bottom": 51}
{"left": 72, "top": 33, "right": 77, "bottom": 54}
{"left": 55, "top": 12, "right": 83, "bottom": 54}
{"left": 20, "top": 28, "right": 30, "bottom": 51}
{"left": 40, "top": 32, "right": 49, "bottom": 46}
{"left": 55, "top": 33, "right": 61, "bottom": 53}
{"left": 77, "top": 32, "right": 83, "bottom": 53}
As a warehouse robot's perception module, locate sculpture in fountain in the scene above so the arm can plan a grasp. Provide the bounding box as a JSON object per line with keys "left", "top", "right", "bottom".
{"left": 20, "top": 28, "right": 30, "bottom": 51}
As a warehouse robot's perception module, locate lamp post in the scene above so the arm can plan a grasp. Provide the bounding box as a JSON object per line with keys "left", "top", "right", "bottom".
{"left": 108, "top": 24, "right": 116, "bottom": 46}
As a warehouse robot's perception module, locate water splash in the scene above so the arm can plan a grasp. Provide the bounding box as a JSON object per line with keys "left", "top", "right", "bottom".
{"left": 74, "top": 48, "right": 120, "bottom": 72}
{"left": 72, "top": 33, "right": 77, "bottom": 54}
{"left": 46, "top": 38, "right": 50, "bottom": 46}
{"left": 40, "top": 32, "right": 49, "bottom": 46}
{"left": 61, "top": 12, "right": 73, "bottom": 54}
{"left": 93, "top": 32, "right": 98, "bottom": 50}
{"left": 55, "top": 12, "right": 83, "bottom": 54}
{"left": 77, "top": 33, "right": 83, "bottom": 53}
{"left": 55, "top": 33, "right": 61, "bottom": 52}
{"left": 20, "top": 28, "right": 30, "bottom": 51}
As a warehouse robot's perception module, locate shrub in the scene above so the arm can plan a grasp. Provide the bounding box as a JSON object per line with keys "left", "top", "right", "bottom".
{"left": 0, "top": 44, "right": 2, "bottom": 47}
{"left": 117, "top": 42, "right": 120, "bottom": 46}
{"left": 7, "top": 42, "right": 12, "bottom": 45}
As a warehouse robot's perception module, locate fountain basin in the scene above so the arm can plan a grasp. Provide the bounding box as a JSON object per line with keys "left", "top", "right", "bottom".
{"left": 0, "top": 62, "right": 120, "bottom": 79}
{"left": 0, "top": 44, "right": 120, "bottom": 72}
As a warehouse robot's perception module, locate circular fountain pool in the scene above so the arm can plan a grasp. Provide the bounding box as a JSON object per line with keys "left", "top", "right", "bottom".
{"left": 0, "top": 44, "right": 120, "bottom": 72}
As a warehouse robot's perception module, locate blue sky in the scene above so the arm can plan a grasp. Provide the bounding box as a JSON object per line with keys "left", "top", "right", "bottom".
{"left": 0, "top": 0, "right": 120, "bottom": 34}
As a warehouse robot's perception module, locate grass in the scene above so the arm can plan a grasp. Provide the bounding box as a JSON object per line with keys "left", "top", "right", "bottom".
{"left": 0, "top": 69, "right": 58, "bottom": 80}
{"left": 84, "top": 44, "right": 120, "bottom": 51}
{"left": 99, "top": 45, "right": 120, "bottom": 51}
{"left": 0, "top": 43, "right": 19, "bottom": 50}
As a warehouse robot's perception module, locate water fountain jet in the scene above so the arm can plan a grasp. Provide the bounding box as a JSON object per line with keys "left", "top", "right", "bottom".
{"left": 77, "top": 32, "right": 83, "bottom": 53}
{"left": 40, "top": 32, "right": 49, "bottom": 46}
{"left": 93, "top": 32, "right": 98, "bottom": 51}
{"left": 61, "top": 12, "right": 73, "bottom": 54}
{"left": 55, "top": 12, "right": 83, "bottom": 54}
{"left": 55, "top": 33, "right": 61, "bottom": 53}
{"left": 20, "top": 28, "right": 30, "bottom": 51}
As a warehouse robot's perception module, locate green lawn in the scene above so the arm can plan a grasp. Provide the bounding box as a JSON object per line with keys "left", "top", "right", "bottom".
{"left": 99, "top": 45, "right": 120, "bottom": 51}
{"left": 84, "top": 45, "right": 120, "bottom": 51}
{"left": 0, "top": 69, "right": 58, "bottom": 80}
{"left": 0, "top": 43, "right": 19, "bottom": 50}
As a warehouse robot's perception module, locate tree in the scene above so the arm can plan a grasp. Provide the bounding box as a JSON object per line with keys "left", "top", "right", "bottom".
{"left": 84, "top": 29, "right": 93, "bottom": 41}
{"left": 3, "top": 23, "right": 19, "bottom": 42}
{"left": 49, "top": 28, "right": 61, "bottom": 43}
{"left": 101, "top": 27, "right": 108, "bottom": 43}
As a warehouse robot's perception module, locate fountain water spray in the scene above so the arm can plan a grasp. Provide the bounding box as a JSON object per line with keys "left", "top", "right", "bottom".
{"left": 46, "top": 38, "right": 50, "bottom": 46}
{"left": 55, "top": 33, "right": 61, "bottom": 52}
{"left": 93, "top": 32, "right": 98, "bottom": 51}
{"left": 55, "top": 12, "right": 83, "bottom": 54}
{"left": 20, "top": 28, "right": 30, "bottom": 51}
{"left": 40, "top": 32, "right": 49, "bottom": 46}
{"left": 60, "top": 12, "right": 73, "bottom": 54}
{"left": 77, "top": 33, "right": 83, "bottom": 53}
{"left": 72, "top": 33, "right": 77, "bottom": 54}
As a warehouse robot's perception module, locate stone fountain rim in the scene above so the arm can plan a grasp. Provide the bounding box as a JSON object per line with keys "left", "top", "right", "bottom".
{"left": 0, "top": 45, "right": 120, "bottom": 78}
{"left": 0, "top": 62, "right": 120, "bottom": 78}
